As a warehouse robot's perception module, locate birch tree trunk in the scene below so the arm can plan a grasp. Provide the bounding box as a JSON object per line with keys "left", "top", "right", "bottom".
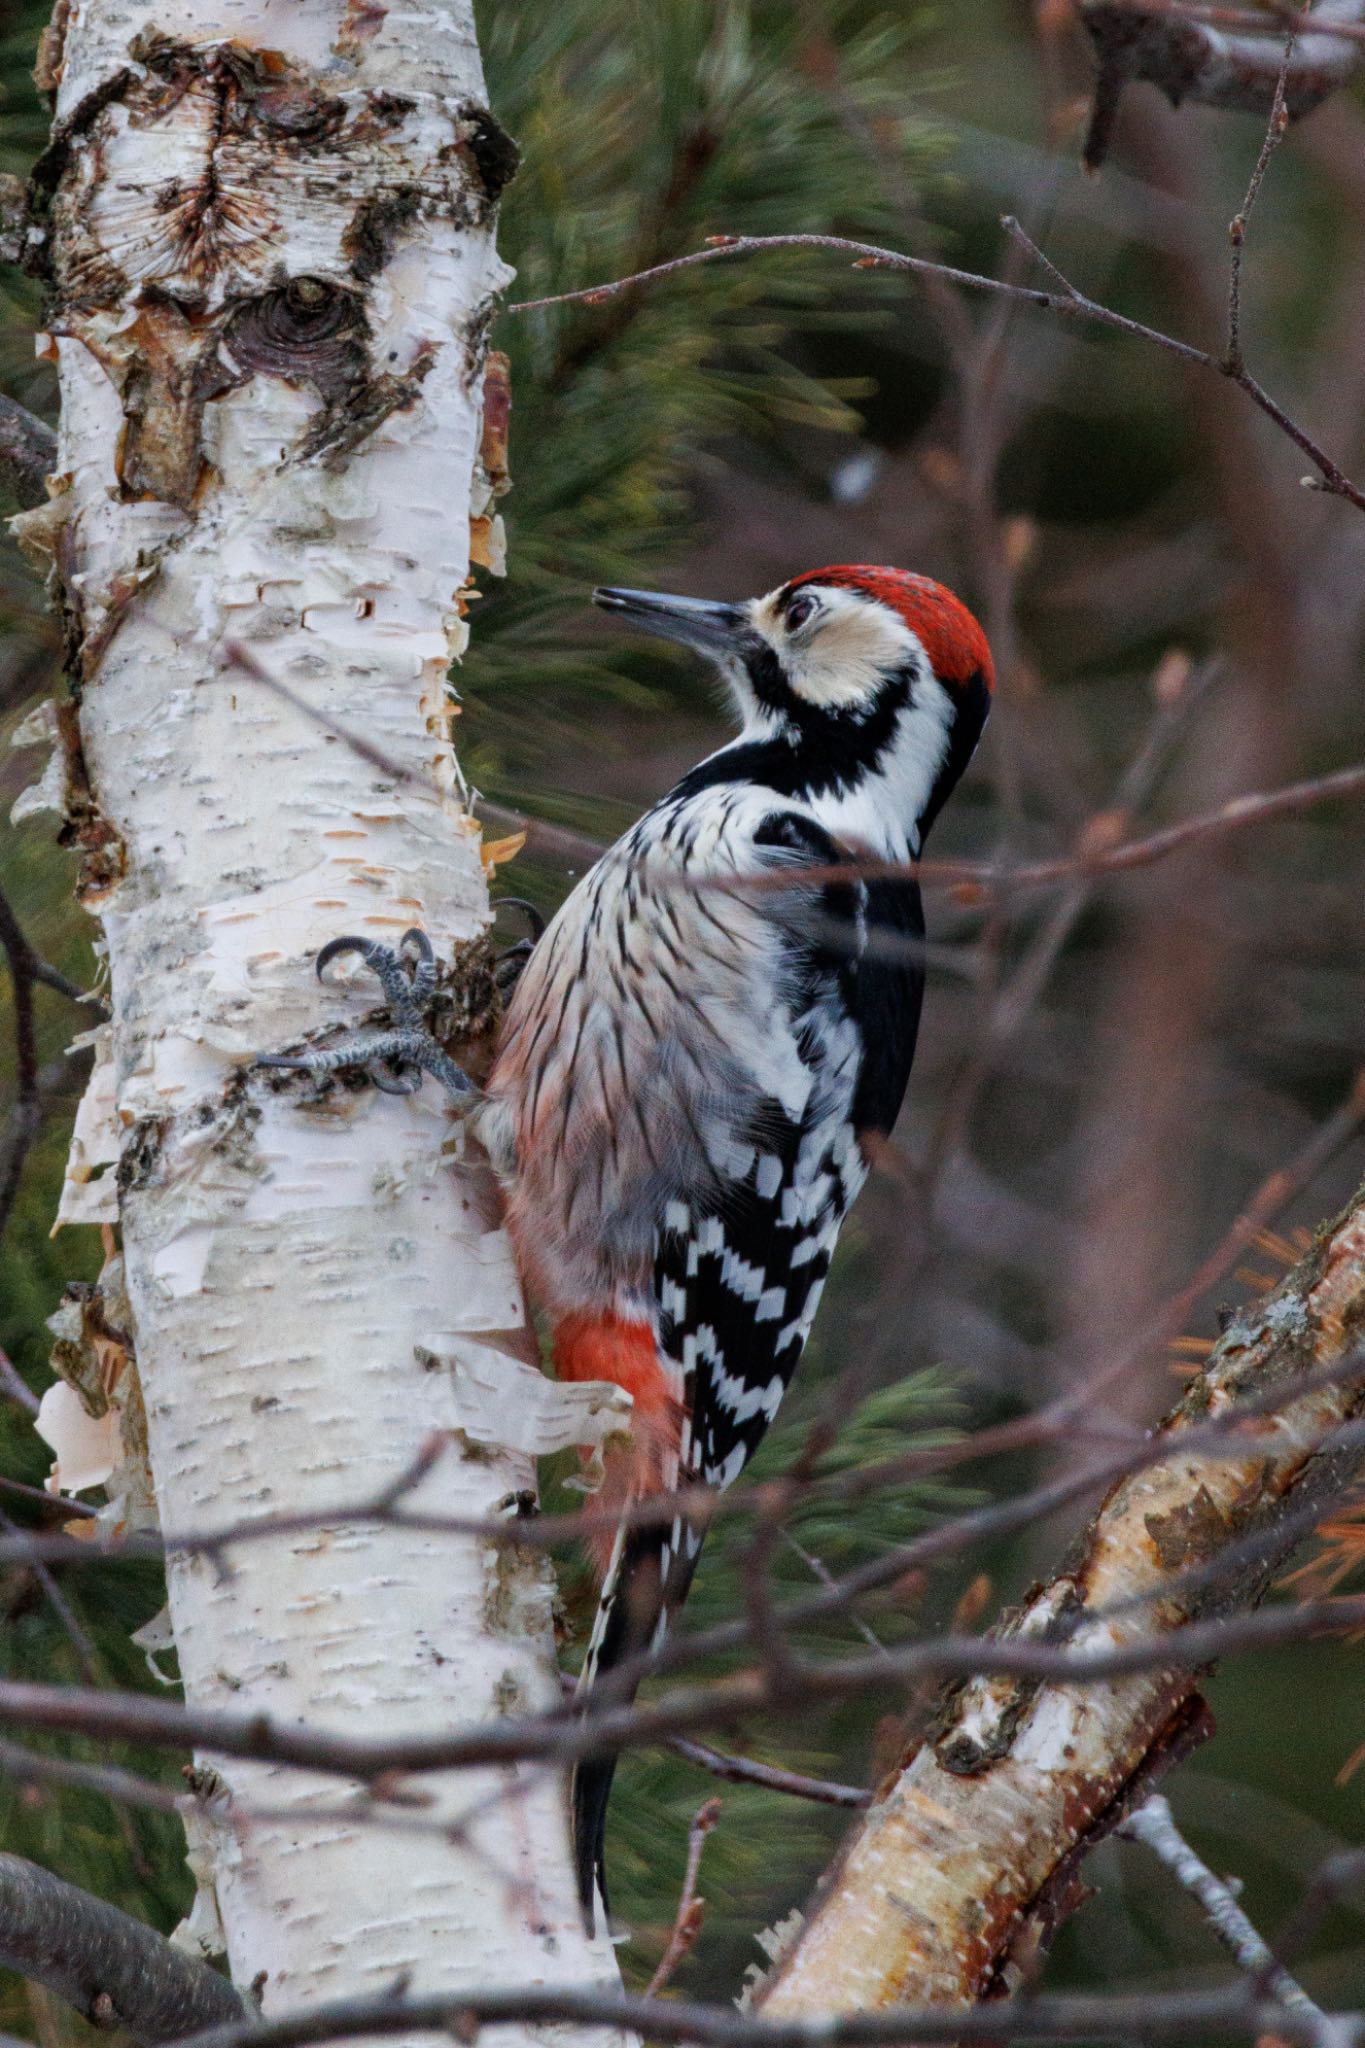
{"left": 29, "top": 0, "right": 627, "bottom": 2030}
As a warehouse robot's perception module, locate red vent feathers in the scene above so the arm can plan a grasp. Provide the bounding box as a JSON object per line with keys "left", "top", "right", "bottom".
{"left": 784, "top": 565, "right": 994, "bottom": 693}
{"left": 554, "top": 1311, "right": 682, "bottom": 1576}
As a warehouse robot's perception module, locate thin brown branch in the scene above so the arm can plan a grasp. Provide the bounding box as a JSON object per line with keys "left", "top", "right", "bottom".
{"left": 224, "top": 639, "right": 606, "bottom": 873}
{"left": 596, "top": 1351, "right": 1365, "bottom": 1705}
{"left": 0, "top": 1324, "right": 1362, "bottom": 1684}
{"left": 715, "top": 756, "right": 1365, "bottom": 906}
{"left": 0, "top": 1732, "right": 561, "bottom": 1855}
{"left": 645, "top": 1798, "right": 722, "bottom": 1999}
{"left": 990, "top": 752, "right": 1365, "bottom": 884}
{"left": 0, "top": 1511, "right": 103, "bottom": 1687}
{"left": 667, "top": 1737, "right": 869, "bottom": 1809}
{"left": 0, "top": 395, "right": 56, "bottom": 511}
{"left": 1225, "top": 9, "right": 1301, "bottom": 373}
{"left": 0, "top": 1853, "right": 245, "bottom": 2045}
{"left": 1001, "top": 210, "right": 1365, "bottom": 509}
{"left": 505, "top": 230, "right": 1202, "bottom": 350}
{"left": 3, "top": 1578, "right": 1365, "bottom": 1788}
{"left": 0, "top": 882, "right": 101, "bottom": 1240}
{"left": 0, "top": 1346, "right": 40, "bottom": 1419}
{"left": 1267, "top": 1845, "right": 1365, "bottom": 1974}
{"left": 231, "top": 636, "right": 1365, "bottom": 912}
{"left": 507, "top": 225, "right": 1365, "bottom": 511}
{"left": 170, "top": 1978, "right": 1362, "bottom": 2048}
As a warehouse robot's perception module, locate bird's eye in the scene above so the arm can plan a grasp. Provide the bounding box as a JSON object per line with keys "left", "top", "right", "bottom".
{"left": 786, "top": 592, "right": 819, "bottom": 632}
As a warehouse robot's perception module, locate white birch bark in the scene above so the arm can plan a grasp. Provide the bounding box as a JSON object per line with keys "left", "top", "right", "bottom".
{"left": 30, "top": 0, "right": 628, "bottom": 2033}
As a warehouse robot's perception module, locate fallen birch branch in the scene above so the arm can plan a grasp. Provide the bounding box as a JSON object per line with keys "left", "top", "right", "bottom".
{"left": 758, "top": 1178, "right": 1365, "bottom": 2017}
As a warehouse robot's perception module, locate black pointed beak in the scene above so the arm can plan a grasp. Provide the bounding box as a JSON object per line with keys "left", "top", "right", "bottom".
{"left": 593, "top": 586, "right": 745, "bottom": 656}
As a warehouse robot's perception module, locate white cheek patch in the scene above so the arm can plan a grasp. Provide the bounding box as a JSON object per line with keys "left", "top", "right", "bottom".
{"left": 757, "top": 587, "right": 922, "bottom": 711}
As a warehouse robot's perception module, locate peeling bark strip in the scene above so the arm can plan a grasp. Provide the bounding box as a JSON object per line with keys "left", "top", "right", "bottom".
{"left": 1073, "top": 0, "right": 1365, "bottom": 170}
{"left": 757, "top": 1186, "right": 1365, "bottom": 2017}
{"left": 35, "top": 1, "right": 622, "bottom": 2036}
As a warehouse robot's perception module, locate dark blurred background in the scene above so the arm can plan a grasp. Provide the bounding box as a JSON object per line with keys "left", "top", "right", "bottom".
{"left": 3, "top": 0, "right": 1365, "bottom": 2030}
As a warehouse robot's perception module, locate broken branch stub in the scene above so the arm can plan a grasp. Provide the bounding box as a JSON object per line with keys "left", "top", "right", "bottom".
{"left": 1073, "top": 1, "right": 1365, "bottom": 170}
{"left": 35, "top": 34, "right": 517, "bottom": 508}
{"left": 757, "top": 1183, "right": 1365, "bottom": 2018}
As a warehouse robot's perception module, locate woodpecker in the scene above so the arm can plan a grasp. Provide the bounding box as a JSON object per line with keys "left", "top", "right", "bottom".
{"left": 480, "top": 565, "right": 992, "bottom": 1926}
{"left": 261, "top": 564, "right": 992, "bottom": 1930}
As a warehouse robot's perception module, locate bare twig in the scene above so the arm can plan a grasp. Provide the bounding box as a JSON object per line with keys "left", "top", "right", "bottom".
{"left": 170, "top": 1978, "right": 1364, "bottom": 2048}
{"left": 0, "top": 1511, "right": 103, "bottom": 1688}
{"left": 1268, "top": 1846, "right": 1365, "bottom": 1974}
{"left": 0, "top": 1331, "right": 1359, "bottom": 1643}
{"left": 3, "top": 1582, "right": 1365, "bottom": 1790}
{"left": 224, "top": 639, "right": 607, "bottom": 873}
{"left": 0, "top": 885, "right": 102, "bottom": 1241}
{"left": 0, "top": 1853, "right": 245, "bottom": 2044}
{"left": 780, "top": 1528, "right": 888, "bottom": 1657}
{"left": 645, "top": 1798, "right": 722, "bottom": 1998}
{"left": 230, "top": 636, "right": 1365, "bottom": 912}
{"left": 508, "top": 226, "right": 1365, "bottom": 511}
{"left": 725, "top": 756, "right": 1365, "bottom": 903}
{"left": 1119, "top": 1795, "right": 1324, "bottom": 2017}
{"left": 667, "top": 1737, "right": 869, "bottom": 1809}
{"left": 0, "top": 1346, "right": 40, "bottom": 1418}
{"left": 1226, "top": 10, "right": 1302, "bottom": 373}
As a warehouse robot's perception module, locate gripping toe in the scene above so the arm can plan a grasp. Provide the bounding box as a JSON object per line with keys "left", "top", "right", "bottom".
{"left": 256, "top": 926, "right": 473, "bottom": 1102}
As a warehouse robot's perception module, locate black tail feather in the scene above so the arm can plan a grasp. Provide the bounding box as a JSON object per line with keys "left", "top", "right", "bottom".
{"left": 571, "top": 1749, "right": 619, "bottom": 1928}
{"left": 571, "top": 1522, "right": 702, "bottom": 1932}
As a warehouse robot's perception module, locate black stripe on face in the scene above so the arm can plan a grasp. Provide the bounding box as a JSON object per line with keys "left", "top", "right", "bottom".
{"left": 676, "top": 645, "right": 917, "bottom": 804}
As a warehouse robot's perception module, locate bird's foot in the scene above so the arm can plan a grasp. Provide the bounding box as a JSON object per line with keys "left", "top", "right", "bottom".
{"left": 258, "top": 928, "right": 474, "bottom": 1102}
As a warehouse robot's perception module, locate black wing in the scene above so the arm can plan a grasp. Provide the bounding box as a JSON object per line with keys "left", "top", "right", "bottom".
{"left": 666, "top": 811, "right": 924, "bottom": 1487}
{"left": 572, "top": 810, "right": 925, "bottom": 1927}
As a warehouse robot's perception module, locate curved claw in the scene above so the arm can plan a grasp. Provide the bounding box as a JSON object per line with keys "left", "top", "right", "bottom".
{"left": 260, "top": 925, "right": 472, "bottom": 1105}
{"left": 315, "top": 934, "right": 381, "bottom": 980}
{"left": 399, "top": 927, "right": 438, "bottom": 1002}
{"left": 492, "top": 897, "right": 547, "bottom": 944}
{"left": 370, "top": 1063, "right": 424, "bottom": 1096}
{"left": 494, "top": 940, "right": 534, "bottom": 998}
{"left": 399, "top": 927, "right": 435, "bottom": 965}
